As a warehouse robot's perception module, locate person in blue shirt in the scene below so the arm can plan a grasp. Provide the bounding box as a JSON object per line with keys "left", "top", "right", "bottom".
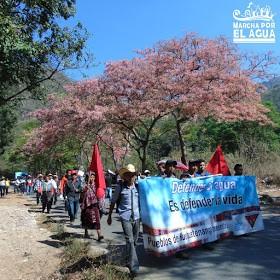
{"left": 195, "top": 159, "right": 211, "bottom": 177}
{"left": 107, "top": 164, "right": 140, "bottom": 278}
{"left": 65, "top": 172, "right": 82, "bottom": 222}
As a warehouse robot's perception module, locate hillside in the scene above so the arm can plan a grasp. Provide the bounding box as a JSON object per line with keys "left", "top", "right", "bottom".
{"left": 262, "top": 77, "right": 280, "bottom": 111}
{"left": 20, "top": 71, "right": 72, "bottom": 117}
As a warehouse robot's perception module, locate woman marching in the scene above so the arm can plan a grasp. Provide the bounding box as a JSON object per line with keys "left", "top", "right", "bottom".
{"left": 80, "top": 172, "right": 104, "bottom": 241}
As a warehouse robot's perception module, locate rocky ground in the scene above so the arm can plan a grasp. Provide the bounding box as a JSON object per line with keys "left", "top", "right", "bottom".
{"left": 0, "top": 194, "right": 61, "bottom": 280}
{"left": 258, "top": 183, "right": 280, "bottom": 205}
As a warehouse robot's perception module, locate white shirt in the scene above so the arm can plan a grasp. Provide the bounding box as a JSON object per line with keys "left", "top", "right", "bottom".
{"left": 50, "top": 179, "right": 57, "bottom": 190}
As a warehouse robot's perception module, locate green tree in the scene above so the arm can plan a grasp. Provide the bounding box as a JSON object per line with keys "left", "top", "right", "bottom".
{"left": 1, "top": 119, "right": 38, "bottom": 172}
{"left": 0, "top": 103, "right": 18, "bottom": 154}
{"left": 0, "top": 0, "right": 89, "bottom": 105}
{"left": 1, "top": 119, "right": 87, "bottom": 174}
{"left": 185, "top": 100, "right": 280, "bottom": 155}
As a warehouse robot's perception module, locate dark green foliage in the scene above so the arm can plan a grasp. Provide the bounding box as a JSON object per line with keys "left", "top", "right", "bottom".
{"left": 263, "top": 101, "right": 280, "bottom": 127}
{"left": 185, "top": 101, "right": 280, "bottom": 155}
{"left": 0, "top": 119, "right": 39, "bottom": 171}
{"left": 0, "top": 103, "right": 18, "bottom": 154}
{"left": 0, "top": 0, "right": 89, "bottom": 105}
{"left": 0, "top": 0, "right": 86, "bottom": 154}
{"left": 1, "top": 121, "right": 84, "bottom": 175}
{"left": 262, "top": 84, "right": 280, "bottom": 111}
{"left": 183, "top": 119, "right": 239, "bottom": 154}
{"left": 262, "top": 77, "right": 280, "bottom": 111}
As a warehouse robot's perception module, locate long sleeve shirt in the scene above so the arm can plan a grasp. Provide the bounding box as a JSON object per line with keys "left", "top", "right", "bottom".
{"left": 111, "top": 182, "right": 140, "bottom": 221}
{"left": 66, "top": 179, "right": 82, "bottom": 200}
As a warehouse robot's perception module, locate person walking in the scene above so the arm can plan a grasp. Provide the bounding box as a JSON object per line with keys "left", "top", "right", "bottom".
{"left": 52, "top": 174, "right": 59, "bottom": 205}
{"left": 33, "top": 174, "right": 44, "bottom": 205}
{"left": 164, "top": 160, "right": 177, "bottom": 177}
{"left": 41, "top": 174, "right": 55, "bottom": 213}
{"left": 80, "top": 173, "right": 104, "bottom": 241}
{"left": 105, "top": 170, "right": 113, "bottom": 202}
{"left": 0, "top": 177, "right": 5, "bottom": 197}
{"left": 5, "top": 178, "right": 10, "bottom": 195}
{"left": 14, "top": 177, "right": 20, "bottom": 193}
{"left": 156, "top": 160, "right": 166, "bottom": 176}
{"left": 65, "top": 172, "right": 82, "bottom": 223}
{"left": 60, "top": 169, "right": 72, "bottom": 211}
{"left": 234, "top": 164, "right": 243, "bottom": 176}
{"left": 26, "top": 175, "right": 33, "bottom": 195}
{"left": 185, "top": 160, "right": 199, "bottom": 178}
{"left": 107, "top": 164, "right": 140, "bottom": 278}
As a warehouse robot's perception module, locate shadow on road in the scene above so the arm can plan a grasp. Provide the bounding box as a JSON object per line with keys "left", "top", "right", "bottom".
{"left": 27, "top": 195, "right": 280, "bottom": 280}
{"left": 38, "top": 239, "right": 64, "bottom": 249}
{"left": 136, "top": 214, "right": 280, "bottom": 280}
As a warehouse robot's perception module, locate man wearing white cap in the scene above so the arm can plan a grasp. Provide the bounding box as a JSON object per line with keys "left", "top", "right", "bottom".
{"left": 156, "top": 160, "right": 166, "bottom": 176}
{"left": 143, "top": 170, "right": 151, "bottom": 177}
{"left": 33, "top": 174, "right": 44, "bottom": 205}
{"left": 107, "top": 164, "right": 140, "bottom": 278}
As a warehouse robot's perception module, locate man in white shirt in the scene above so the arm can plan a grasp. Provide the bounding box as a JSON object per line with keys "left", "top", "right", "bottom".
{"left": 0, "top": 177, "right": 6, "bottom": 197}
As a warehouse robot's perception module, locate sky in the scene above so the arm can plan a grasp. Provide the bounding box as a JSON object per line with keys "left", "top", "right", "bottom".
{"left": 64, "top": 0, "right": 280, "bottom": 80}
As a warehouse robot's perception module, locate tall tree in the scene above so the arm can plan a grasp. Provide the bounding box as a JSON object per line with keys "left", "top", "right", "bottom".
{"left": 145, "top": 34, "right": 275, "bottom": 163}
{"left": 0, "top": 103, "right": 18, "bottom": 154}
{"left": 25, "top": 86, "right": 105, "bottom": 154}
{"left": 0, "top": 0, "right": 89, "bottom": 105}
{"left": 101, "top": 56, "right": 173, "bottom": 171}
{"left": 26, "top": 33, "right": 276, "bottom": 172}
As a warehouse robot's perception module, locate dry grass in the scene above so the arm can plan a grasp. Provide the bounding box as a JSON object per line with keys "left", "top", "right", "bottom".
{"left": 176, "top": 139, "right": 280, "bottom": 187}
{"left": 82, "top": 265, "right": 130, "bottom": 280}
{"left": 61, "top": 239, "right": 90, "bottom": 269}
{"left": 59, "top": 239, "right": 130, "bottom": 280}
{"left": 36, "top": 214, "right": 65, "bottom": 233}
{"left": 227, "top": 151, "right": 280, "bottom": 186}
{"left": 35, "top": 212, "right": 130, "bottom": 279}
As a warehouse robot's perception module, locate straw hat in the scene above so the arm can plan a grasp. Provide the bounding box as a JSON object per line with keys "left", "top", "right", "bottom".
{"left": 119, "top": 164, "right": 136, "bottom": 179}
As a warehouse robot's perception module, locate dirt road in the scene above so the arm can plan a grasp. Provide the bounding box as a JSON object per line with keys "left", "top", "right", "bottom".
{"left": 0, "top": 194, "right": 61, "bottom": 280}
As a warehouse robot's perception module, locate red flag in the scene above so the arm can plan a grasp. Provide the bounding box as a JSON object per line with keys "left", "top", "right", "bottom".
{"left": 89, "top": 143, "right": 106, "bottom": 199}
{"left": 206, "top": 145, "right": 231, "bottom": 176}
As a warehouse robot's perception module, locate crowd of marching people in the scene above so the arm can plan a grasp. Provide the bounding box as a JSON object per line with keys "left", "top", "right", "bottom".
{"left": 1, "top": 158, "right": 243, "bottom": 278}
{"left": 105, "top": 158, "right": 243, "bottom": 277}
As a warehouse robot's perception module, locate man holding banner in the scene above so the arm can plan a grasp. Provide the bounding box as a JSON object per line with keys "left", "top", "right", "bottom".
{"left": 107, "top": 164, "right": 140, "bottom": 278}
{"left": 195, "top": 159, "right": 211, "bottom": 177}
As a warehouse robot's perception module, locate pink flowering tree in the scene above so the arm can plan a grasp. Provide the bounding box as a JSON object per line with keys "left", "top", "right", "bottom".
{"left": 97, "top": 126, "right": 130, "bottom": 169}
{"left": 141, "top": 34, "right": 276, "bottom": 164}
{"left": 100, "top": 55, "right": 176, "bottom": 171}
{"left": 26, "top": 33, "right": 276, "bottom": 171}
{"left": 25, "top": 79, "right": 130, "bottom": 171}
{"left": 25, "top": 80, "right": 107, "bottom": 169}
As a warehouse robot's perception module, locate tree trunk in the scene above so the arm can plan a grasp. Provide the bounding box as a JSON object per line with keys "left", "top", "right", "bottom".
{"left": 141, "top": 143, "right": 148, "bottom": 172}
{"left": 135, "top": 143, "right": 147, "bottom": 173}
{"left": 175, "top": 119, "right": 187, "bottom": 165}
